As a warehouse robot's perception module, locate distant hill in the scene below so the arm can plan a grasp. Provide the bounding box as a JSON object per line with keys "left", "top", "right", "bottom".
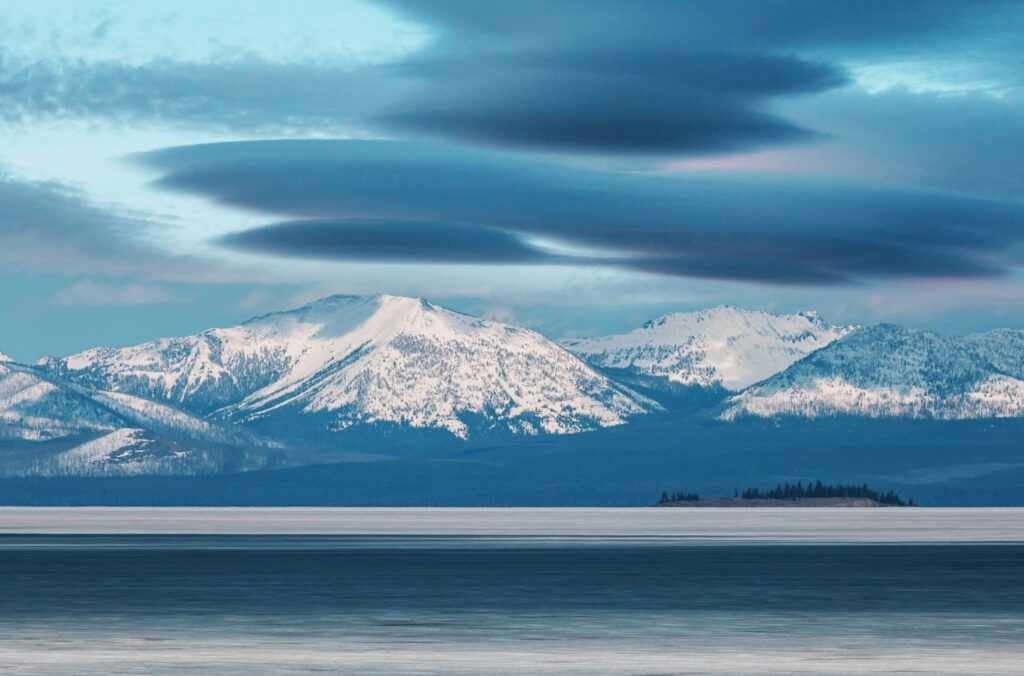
{"left": 723, "top": 324, "right": 1024, "bottom": 420}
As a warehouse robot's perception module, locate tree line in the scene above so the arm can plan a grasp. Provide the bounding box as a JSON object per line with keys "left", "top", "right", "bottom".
{"left": 659, "top": 490, "right": 700, "bottom": 503}
{"left": 659, "top": 480, "right": 913, "bottom": 506}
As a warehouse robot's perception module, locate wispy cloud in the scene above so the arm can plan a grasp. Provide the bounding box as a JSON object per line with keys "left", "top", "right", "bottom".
{"left": 0, "top": 171, "right": 246, "bottom": 283}
{"left": 51, "top": 279, "right": 178, "bottom": 306}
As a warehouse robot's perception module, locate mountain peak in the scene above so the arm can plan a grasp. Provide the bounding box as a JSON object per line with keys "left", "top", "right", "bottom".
{"left": 301, "top": 293, "right": 431, "bottom": 311}
{"left": 565, "top": 306, "right": 853, "bottom": 391}
{"left": 0, "top": 351, "right": 13, "bottom": 364}
{"left": 243, "top": 294, "right": 446, "bottom": 329}
{"left": 642, "top": 305, "right": 765, "bottom": 329}
{"left": 40, "top": 295, "right": 657, "bottom": 440}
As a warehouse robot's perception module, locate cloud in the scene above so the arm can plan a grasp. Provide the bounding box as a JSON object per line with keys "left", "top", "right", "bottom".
{"left": 51, "top": 279, "right": 177, "bottom": 306}
{"left": 0, "top": 56, "right": 379, "bottom": 132}
{"left": 376, "top": 49, "right": 844, "bottom": 154}
{"left": 1, "top": 1, "right": 1019, "bottom": 159}
{"left": 785, "top": 89, "right": 1024, "bottom": 201}
{"left": 235, "top": 289, "right": 276, "bottom": 312}
{"left": 218, "top": 219, "right": 564, "bottom": 264}
{"left": 137, "top": 139, "right": 1024, "bottom": 285}
{"left": 0, "top": 48, "right": 840, "bottom": 156}
{"left": 480, "top": 305, "right": 519, "bottom": 325}
{"left": 381, "top": 1, "right": 1014, "bottom": 51}
{"left": 367, "top": 1, "right": 1021, "bottom": 154}
{"left": 665, "top": 90, "right": 1024, "bottom": 203}
{"left": 0, "top": 171, "right": 240, "bottom": 283}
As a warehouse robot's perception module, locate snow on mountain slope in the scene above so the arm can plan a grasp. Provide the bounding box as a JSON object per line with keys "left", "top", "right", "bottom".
{"left": 88, "top": 389, "right": 263, "bottom": 446}
{"left": 968, "top": 329, "right": 1024, "bottom": 379}
{"left": 563, "top": 306, "right": 852, "bottom": 391}
{"left": 722, "top": 325, "right": 1024, "bottom": 420}
{"left": 0, "top": 360, "right": 122, "bottom": 441}
{"left": 0, "top": 351, "right": 254, "bottom": 451}
{"left": 43, "top": 295, "right": 658, "bottom": 439}
{"left": 217, "top": 296, "right": 659, "bottom": 438}
{"left": 39, "top": 323, "right": 292, "bottom": 415}
{"left": 49, "top": 428, "right": 199, "bottom": 476}
{"left": 0, "top": 352, "right": 13, "bottom": 363}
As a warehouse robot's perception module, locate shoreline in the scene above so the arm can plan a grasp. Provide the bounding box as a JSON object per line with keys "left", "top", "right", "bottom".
{"left": 656, "top": 497, "right": 898, "bottom": 508}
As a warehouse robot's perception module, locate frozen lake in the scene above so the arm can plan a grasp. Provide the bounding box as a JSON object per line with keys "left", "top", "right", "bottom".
{"left": 1, "top": 506, "right": 1023, "bottom": 542}
{"left": 2, "top": 508, "right": 1022, "bottom": 673}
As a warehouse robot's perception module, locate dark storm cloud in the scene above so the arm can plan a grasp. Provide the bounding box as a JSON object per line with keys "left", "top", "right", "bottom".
{"left": 369, "top": 0, "right": 1021, "bottom": 153}
{"left": 784, "top": 89, "right": 1024, "bottom": 201}
{"left": 0, "top": 45, "right": 841, "bottom": 155}
{"left": 378, "top": 50, "right": 843, "bottom": 153}
{"left": 2, "top": 1, "right": 1020, "bottom": 156}
{"left": 137, "top": 140, "right": 1024, "bottom": 285}
{"left": 383, "top": 1, "right": 1016, "bottom": 51}
{"left": 218, "top": 219, "right": 564, "bottom": 264}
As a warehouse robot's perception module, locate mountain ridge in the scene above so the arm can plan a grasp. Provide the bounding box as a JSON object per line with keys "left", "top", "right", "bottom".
{"left": 562, "top": 305, "right": 853, "bottom": 391}
{"left": 722, "top": 324, "right": 1024, "bottom": 420}
{"left": 39, "top": 294, "right": 659, "bottom": 441}
{"left": 4, "top": 297, "right": 1022, "bottom": 479}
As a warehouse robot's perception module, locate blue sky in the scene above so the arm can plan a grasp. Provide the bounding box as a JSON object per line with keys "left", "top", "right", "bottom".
{"left": 1, "top": 0, "right": 1022, "bottom": 360}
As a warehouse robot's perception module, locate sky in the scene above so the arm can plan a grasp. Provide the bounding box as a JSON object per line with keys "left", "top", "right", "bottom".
{"left": 0, "top": 0, "right": 1022, "bottom": 361}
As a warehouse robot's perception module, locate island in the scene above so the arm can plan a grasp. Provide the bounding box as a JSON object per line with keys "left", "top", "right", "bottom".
{"left": 656, "top": 481, "right": 914, "bottom": 507}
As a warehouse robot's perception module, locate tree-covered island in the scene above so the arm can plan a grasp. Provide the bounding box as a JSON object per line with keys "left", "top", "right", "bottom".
{"left": 658, "top": 480, "right": 914, "bottom": 507}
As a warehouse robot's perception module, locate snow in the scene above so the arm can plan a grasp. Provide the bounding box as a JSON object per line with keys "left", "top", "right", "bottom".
{"left": 21, "top": 298, "right": 1023, "bottom": 455}
{"left": 50, "top": 428, "right": 198, "bottom": 476}
{"left": 219, "top": 295, "right": 659, "bottom": 438}
{"left": 563, "top": 305, "right": 853, "bottom": 391}
{"left": 43, "top": 295, "right": 659, "bottom": 439}
{"left": 0, "top": 356, "right": 245, "bottom": 446}
{"left": 60, "top": 428, "right": 155, "bottom": 463}
{"left": 722, "top": 325, "right": 1024, "bottom": 420}
{"left": 0, "top": 362, "right": 121, "bottom": 441}
{"left": 968, "top": 329, "right": 1024, "bottom": 379}
{"left": 0, "top": 351, "right": 14, "bottom": 363}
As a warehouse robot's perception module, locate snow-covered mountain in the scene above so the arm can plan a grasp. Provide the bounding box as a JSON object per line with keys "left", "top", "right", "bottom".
{"left": 1, "top": 355, "right": 254, "bottom": 444}
{"left": 0, "top": 359, "right": 122, "bottom": 441}
{"left": 563, "top": 306, "right": 852, "bottom": 391}
{"left": 0, "top": 353, "right": 269, "bottom": 476}
{"left": 722, "top": 325, "right": 1024, "bottom": 420}
{"left": 41, "top": 295, "right": 658, "bottom": 440}
{"left": 15, "top": 297, "right": 1021, "bottom": 480}
{"left": 0, "top": 351, "right": 14, "bottom": 363}
{"left": 968, "top": 329, "right": 1024, "bottom": 379}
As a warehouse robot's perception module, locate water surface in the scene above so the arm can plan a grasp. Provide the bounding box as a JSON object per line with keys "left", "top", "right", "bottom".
{"left": 0, "top": 509, "right": 1021, "bottom": 674}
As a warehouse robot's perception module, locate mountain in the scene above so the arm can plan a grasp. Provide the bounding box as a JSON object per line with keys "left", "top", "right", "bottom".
{"left": 968, "top": 329, "right": 1024, "bottom": 379}
{"left": 0, "top": 351, "right": 13, "bottom": 363}
{"left": 5, "top": 303, "right": 1024, "bottom": 499}
{"left": 41, "top": 429, "right": 199, "bottom": 476}
{"left": 0, "top": 358, "right": 122, "bottom": 442}
{"left": 28, "top": 425, "right": 285, "bottom": 477}
{"left": 0, "top": 355, "right": 271, "bottom": 476}
{"left": 722, "top": 324, "right": 1024, "bottom": 420}
{"left": 40, "top": 295, "right": 658, "bottom": 441}
{"left": 1, "top": 355, "right": 253, "bottom": 443}
{"left": 562, "top": 306, "right": 852, "bottom": 391}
